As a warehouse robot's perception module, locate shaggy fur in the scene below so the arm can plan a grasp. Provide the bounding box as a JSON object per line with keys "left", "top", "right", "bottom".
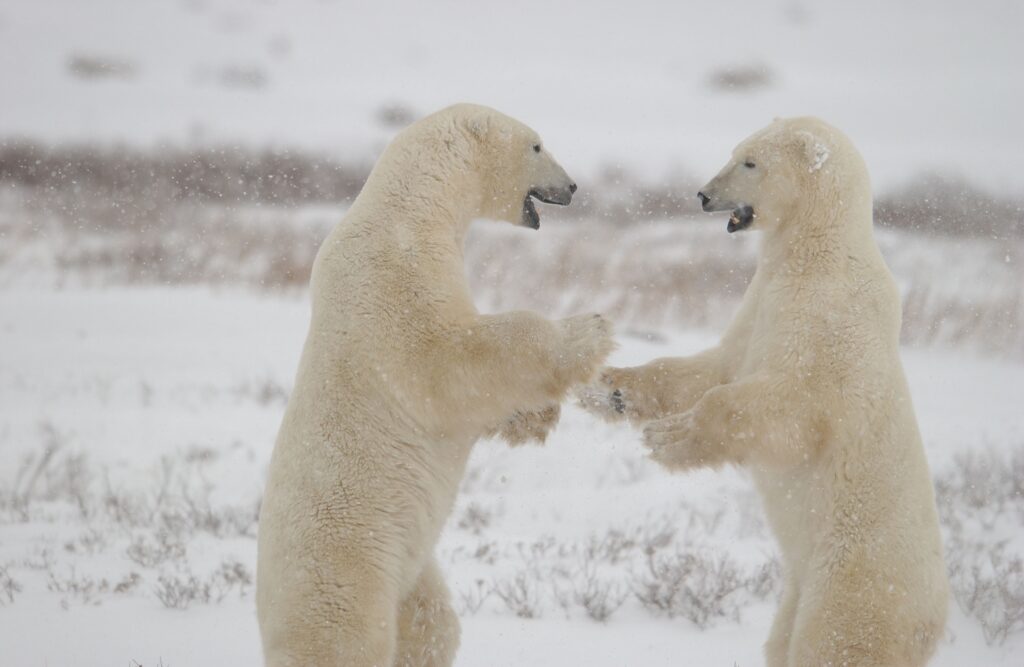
{"left": 256, "top": 104, "right": 613, "bottom": 667}
{"left": 581, "top": 117, "right": 949, "bottom": 667}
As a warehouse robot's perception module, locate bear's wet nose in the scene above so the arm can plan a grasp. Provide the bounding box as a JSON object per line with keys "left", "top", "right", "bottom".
{"left": 697, "top": 191, "right": 710, "bottom": 208}
{"left": 569, "top": 183, "right": 578, "bottom": 194}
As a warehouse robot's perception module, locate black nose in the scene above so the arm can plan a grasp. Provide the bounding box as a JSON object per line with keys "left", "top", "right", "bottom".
{"left": 697, "top": 191, "right": 710, "bottom": 207}
{"left": 569, "top": 183, "right": 577, "bottom": 194}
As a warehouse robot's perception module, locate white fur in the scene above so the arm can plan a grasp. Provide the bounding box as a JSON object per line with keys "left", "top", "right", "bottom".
{"left": 582, "top": 117, "right": 949, "bottom": 667}
{"left": 256, "top": 104, "right": 613, "bottom": 667}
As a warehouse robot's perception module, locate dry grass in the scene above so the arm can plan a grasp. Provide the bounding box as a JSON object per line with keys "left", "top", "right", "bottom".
{"left": 1, "top": 434, "right": 1023, "bottom": 643}
{"left": 494, "top": 569, "right": 546, "bottom": 619}
{"left": 631, "top": 548, "right": 770, "bottom": 627}
{"left": 0, "top": 141, "right": 368, "bottom": 212}
{"left": 0, "top": 565, "right": 22, "bottom": 605}
{"left": 1, "top": 142, "right": 1021, "bottom": 359}
{"left": 706, "top": 63, "right": 775, "bottom": 92}
{"left": 466, "top": 221, "right": 1024, "bottom": 360}
{"left": 875, "top": 174, "right": 1024, "bottom": 240}
{"left": 937, "top": 446, "right": 1024, "bottom": 645}
{"left": 1, "top": 431, "right": 260, "bottom": 541}
{"left": 4, "top": 141, "right": 1017, "bottom": 233}
{"left": 67, "top": 54, "right": 135, "bottom": 81}
{"left": 153, "top": 560, "right": 252, "bottom": 610}
{"left": 558, "top": 561, "right": 629, "bottom": 622}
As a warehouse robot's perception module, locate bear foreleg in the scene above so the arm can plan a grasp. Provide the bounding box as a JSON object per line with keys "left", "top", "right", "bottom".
{"left": 642, "top": 373, "right": 816, "bottom": 470}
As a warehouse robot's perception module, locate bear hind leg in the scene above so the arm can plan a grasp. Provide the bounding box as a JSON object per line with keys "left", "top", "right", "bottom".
{"left": 261, "top": 563, "right": 401, "bottom": 667}
{"left": 764, "top": 577, "right": 800, "bottom": 667}
{"left": 394, "top": 559, "right": 461, "bottom": 667}
{"left": 787, "top": 591, "right": 917, "bottom": 667}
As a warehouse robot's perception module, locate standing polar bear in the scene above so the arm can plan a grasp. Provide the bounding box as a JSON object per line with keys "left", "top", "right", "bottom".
{"left": 257, "top": 104, "right": 614, "bottom": 666}
{"left": 582, "top": 117, "right": 948, "bottom": 666}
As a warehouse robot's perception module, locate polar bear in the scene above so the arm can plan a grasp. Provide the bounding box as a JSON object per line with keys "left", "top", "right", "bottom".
{"left": 580, "top": 117, "right": 949, "bottom": 667}
{"left": 256, "top": 104, "right": 614, "bottom": 667}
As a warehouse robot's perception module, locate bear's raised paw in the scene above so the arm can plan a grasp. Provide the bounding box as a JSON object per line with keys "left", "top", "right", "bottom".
{"left": 556, "top": 313, "right": 616, "bottom": 384}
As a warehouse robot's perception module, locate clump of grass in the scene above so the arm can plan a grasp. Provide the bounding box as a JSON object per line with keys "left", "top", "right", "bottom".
{"left": 154, "top": 559, "right": 252, "bottom": 610}
{"left": 946, "top": 538, "right": 1024, "bottom": 645}
{"left": 628, "top": 545, "right": 777, "bottom": 628}
{"left": 67, "top": 54, "right": 135, "bottom": 81}
{"left": 936, "top": 445, "right": 1024, "bottom": 645}
{"left": 457, "top": 579, "right": 493, "bottom": 615}
{"left": 126, "top": 531, "right": 187, "bottom": 568}
{"left": 876, "top": 174, "right": 1024, "bottom": 240}
{"left": 0, "top": 565, "right": 22, "bottom": 605}
{"left": 456, "top": 503, "right": 493, "bottom": 536}
{"left": 551, "top": 557, "right": 628, "bottom": 623}
{"left": 706, "top": 63, "right": 775, "bottom": 92}
{"left": 494, "top": 570, "right": 544, "bottom": 619}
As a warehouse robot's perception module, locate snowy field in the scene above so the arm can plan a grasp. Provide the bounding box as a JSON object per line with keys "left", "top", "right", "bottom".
{"left": 0, "top": 288, "right": 1023, "bottom": 666}
{"left": 1, "top": 0, "right": 1022, "bottom": 193}
{"left": 2, "top": 0, "right": 1023, "bottom": 664}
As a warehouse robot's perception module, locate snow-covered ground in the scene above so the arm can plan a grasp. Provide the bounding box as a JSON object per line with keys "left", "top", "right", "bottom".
{"left": 1, "top": 0, "right": 1022, "bottom": 193}
{"left": 1, "top": 0, "right": 1022, "bottom": 664}
{"left": 1, "top": 288, "right": 1022, "bottom": 666}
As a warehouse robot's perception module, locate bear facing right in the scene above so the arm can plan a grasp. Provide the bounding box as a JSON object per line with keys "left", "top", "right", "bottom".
{"left": 257, "top": 103, "right": 614, "bottom": 667}
{"left": 581, "top": 117, "right": 949, "bottom": 667}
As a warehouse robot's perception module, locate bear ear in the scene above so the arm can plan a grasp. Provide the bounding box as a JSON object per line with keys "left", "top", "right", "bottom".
{"left": 794, "top": 130, "right": 831, "bottom": 174}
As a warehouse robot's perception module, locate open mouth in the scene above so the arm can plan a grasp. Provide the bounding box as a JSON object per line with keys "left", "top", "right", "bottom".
{"left": 522, "top": 187, "right": 572, "bottom": 230}
{"left": 727, "top": 205, "right": 755, "bottom": 233}
{"left": 522, "top": 195, "right": 541, "bottom": 229}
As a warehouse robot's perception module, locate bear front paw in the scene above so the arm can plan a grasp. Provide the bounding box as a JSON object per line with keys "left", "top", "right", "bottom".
{"left": 558, "top": 313, "right": 616, "bottom": 384}
{"left": 497, "top": 404, "right": 561, "bottom": 446}
{"left": 575, "top": 382, "right": 629, "bottom": 422}
{"left": 642, "top": 412, "right": 711, "bottom": 471}
{"left": 577, "top": 366, "right": 666, "bottom": 423}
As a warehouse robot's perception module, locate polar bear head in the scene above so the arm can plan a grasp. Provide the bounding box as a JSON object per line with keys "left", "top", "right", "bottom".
{"left": 391, "top": 104, "right": 577, "bottom": 229}
{"left": 697, "top": 117, "right": 866, "bottom": 234}
{"left": 453, "top": 104, "right": 577, "bottom": 229}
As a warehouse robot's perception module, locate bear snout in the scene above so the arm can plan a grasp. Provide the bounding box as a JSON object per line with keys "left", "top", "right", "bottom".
{"left": 698, "top": 189, "right": 731, "bottom": 213}
{"left": 529, "top": 184, "right": 574, "bottom": 207}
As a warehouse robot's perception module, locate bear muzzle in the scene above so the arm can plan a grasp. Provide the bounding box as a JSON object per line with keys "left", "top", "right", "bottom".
{"left": 697, "top": 190, "right": 755, "bottom": 233}
{"left": 521, "top": 183, "right": 576, "bottom": 229}
{"left": 529, "top": 184, "right": 575, "bottom": 207}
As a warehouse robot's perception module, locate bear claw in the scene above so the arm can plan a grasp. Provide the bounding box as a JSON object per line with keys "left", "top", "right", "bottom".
{"left": 611, "top": 389, "right": 626, "bottom": 414}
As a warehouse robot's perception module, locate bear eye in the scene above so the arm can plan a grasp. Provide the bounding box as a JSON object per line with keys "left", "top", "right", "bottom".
{"left": 533, "top": 144, "right": 541, "bottom": 153}
{"left": 744, "top": 161, "right": 756, "bottom": 169}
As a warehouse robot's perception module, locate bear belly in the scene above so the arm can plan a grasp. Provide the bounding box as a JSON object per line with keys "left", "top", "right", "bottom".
{"left": 751, "top": 462, "right": 830, "bottom": 568}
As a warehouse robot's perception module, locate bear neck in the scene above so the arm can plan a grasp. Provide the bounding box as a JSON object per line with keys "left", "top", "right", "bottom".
{"left": 351, "top": 154, "right": 482, "bottom": 250}
{"left": 760, "top": 195, "right": 875, "bottom": 275}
